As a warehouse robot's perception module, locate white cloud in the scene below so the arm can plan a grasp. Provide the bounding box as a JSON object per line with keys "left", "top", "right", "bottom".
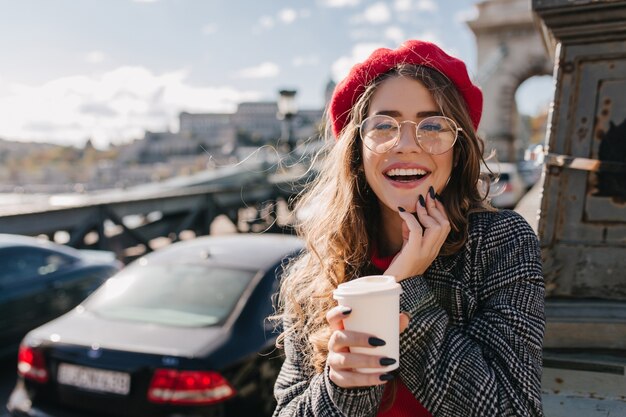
{"left": 0, "top": 67, "right": 260, "bottom": 147}
{"left": 85, "top": 51, "right": 106, "bottom": 64}
{"left": 318, "top": 0, "right": 360, "bottom": 7}
{"left": 406, "top": 31, "right": 457, "bottom": 56}
{"left": 455, "top": 7, "right": 478, "bottom": 23}
{"left": 0, "top": 74, "right": 6, "bottom": 97}
{"left": 348, "top": 28, "right": 380, "bottom": 41}
{"left": 202, "top": 23, "right": 218, "bottom": 35}
{"left": 331, "top": 43, "right": 385, "bottom": 82}
{"left": 411, "top": 30, "right": 443, "bottom": 46}
{"left": 352, "top": 2, "right": 391, "bottom": 25}
{"left": 365, "top": 3, "right": 392, "bottom": 24}
{"left": 278, "top": 9, "right": 298, "bottom": 24}
{"left": 385, "top": 26, "right": 405, "bottom": 45}
{"left": 292, "top": 55, "right": 319, "bottom": 67}
{"left": 393, "top": 0, "right": 436, "bottom": 13}
{"left": 259, "top": 15, "right": 275, "bottom": 29}
{"left": 233, "top": 62, "right": 280, "bottom": 79}
{"left": 393, "top": 0, "right": 412, "bottom": 12}
{"left": 259, "top": 9, "right": 310, "bottom": 30}
{"left": 415, "top": 0, "right": 437, "bottom": 12}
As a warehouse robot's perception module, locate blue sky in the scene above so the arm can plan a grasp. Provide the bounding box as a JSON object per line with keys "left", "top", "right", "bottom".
{"left": 0, "top": 0, "right": 553, "bottom": 148}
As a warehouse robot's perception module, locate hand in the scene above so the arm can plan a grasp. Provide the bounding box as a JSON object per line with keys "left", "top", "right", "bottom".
{"left": 326, "top": 306, "right": 410, "bottom": 388}
{"left": 385, "top": 188, "right": 451, "bottom": 282}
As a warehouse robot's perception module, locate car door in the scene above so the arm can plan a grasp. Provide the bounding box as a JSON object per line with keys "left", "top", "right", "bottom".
{"left": 0, "top": 247, "right": 77, "bottom": 350}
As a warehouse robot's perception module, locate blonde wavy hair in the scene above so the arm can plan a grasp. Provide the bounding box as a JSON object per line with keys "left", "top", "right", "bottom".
{"left": 274, "top": 64, "right": 493, "bottom": 374}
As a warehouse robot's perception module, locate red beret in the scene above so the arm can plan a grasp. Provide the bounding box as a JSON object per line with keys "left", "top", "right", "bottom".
{"left": 329, "top": 40, "right": 483, "bottom": 137}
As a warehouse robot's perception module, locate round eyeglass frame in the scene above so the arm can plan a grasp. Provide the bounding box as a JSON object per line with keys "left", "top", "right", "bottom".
{"left": 358, "top": 114, "right": 463, "bottom": 155}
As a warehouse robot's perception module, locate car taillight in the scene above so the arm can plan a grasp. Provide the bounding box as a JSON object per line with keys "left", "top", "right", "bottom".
{"left": 147, "top": 369, "right": 236, "bottom": 405}
{"left": 17, "top": 345, "right": 49, "bottom": 383}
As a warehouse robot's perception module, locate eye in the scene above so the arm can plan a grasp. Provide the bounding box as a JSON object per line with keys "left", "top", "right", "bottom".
{"left": 420, "top": 121, "right": 444, "bottom": 132}
{"left": 373, "top": 121, "right": 397, "bottom": 131}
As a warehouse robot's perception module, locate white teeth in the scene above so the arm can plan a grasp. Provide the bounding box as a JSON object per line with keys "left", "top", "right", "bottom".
{"left": 386, "top": 168, "right": 427, "bottom": 176}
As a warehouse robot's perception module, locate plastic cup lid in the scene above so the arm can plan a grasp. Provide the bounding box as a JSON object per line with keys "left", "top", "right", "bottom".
{"left": 333, "top": 275, "right": 402, "bottom": 298}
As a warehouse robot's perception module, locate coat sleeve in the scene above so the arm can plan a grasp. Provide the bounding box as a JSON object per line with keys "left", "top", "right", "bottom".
{"left": 398, "top": 211, "right": 545, "bottom": 417}
{"left": 273, "top": 318, "right": 385, "bottom": 417}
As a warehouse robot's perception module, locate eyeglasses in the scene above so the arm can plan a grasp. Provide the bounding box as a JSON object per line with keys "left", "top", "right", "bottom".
{"left": 358, "top": 115, "right": 462, "bottom": 155}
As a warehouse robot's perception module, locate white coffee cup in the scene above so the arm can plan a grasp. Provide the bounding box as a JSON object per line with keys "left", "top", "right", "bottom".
{"left": 332, "top": 275, "right": 402, "bottom": 373}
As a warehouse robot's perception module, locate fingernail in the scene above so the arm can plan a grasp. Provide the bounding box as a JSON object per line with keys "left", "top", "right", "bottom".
{"left": 341, "top": 307, "right": 352, "bottom": 315}
{"left": 418, "top": 194, "right": 426, "bottom": 207}
{"left": 435, "top": 193, "right": 442, "bottom": 201}
{"left": 368, "top": 337, "right": 386, "bottom": 347}
{"left": 428, "top": 186, "right": 435, "bottom": 199}
{"left": 379, "top": 357, "right": 396, "bottom": 366}
{"left": 397, "top": 206, "right": 405, "bottom": 212}
{"left": 379, "top": 373, "right": 395, "bottom": 381}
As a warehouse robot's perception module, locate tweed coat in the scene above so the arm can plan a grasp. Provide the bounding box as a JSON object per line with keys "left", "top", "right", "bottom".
{"left": 273, "top": 210, "right": 545, "bottom": 417}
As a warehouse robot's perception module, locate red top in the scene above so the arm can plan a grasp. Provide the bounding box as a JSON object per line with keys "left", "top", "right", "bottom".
{"left": 371, "top": 247, "right": 432, "bottom": 417}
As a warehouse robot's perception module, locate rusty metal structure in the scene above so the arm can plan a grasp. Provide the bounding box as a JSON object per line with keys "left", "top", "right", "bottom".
{"left": 532, "top": 0, "right": 626, "bottom": 413}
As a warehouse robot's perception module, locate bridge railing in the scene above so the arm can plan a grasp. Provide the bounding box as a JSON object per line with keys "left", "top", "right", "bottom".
{"left": 0, "top": 169, "right": 310, "bottom": 263}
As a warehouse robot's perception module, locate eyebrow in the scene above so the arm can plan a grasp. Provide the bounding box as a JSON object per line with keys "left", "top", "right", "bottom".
{"left": 374, "top": 110, "right": 442, "bottom": 118}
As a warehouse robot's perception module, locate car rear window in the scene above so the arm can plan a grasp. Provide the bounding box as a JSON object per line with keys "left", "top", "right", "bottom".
{"left": 84, "top": 264, "right": 255, "bottom": 327}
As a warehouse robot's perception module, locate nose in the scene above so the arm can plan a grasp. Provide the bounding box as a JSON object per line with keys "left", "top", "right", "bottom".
{"left": 394, "top": 121, "right": 422, "bottom": 153}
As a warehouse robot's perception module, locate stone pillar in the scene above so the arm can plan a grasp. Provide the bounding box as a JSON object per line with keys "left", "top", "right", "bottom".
{"left": 468, "top": 0, "right": 553, "bottom": 162}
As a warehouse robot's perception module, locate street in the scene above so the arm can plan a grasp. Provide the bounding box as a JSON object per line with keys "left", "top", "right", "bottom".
{"left": 0, "top": 358, "right": 16, "bottom": 417}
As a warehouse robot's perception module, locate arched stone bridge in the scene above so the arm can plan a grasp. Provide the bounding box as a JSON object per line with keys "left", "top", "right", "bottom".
{"left": 468, "top": 0, "right": 553, "bottom": 162}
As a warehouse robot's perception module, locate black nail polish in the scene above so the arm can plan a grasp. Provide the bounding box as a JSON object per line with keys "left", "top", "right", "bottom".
{"left": 435, "top": 193, "right": 442, "bottom": 201}
{"left": 368, "top": 337, "right": 386, "bottom": 347}
{"left": 418, "top": 194, "right": 426, "bottom": 207}
{"left": 379, "top": 373, "right": 395, "bottom": 381}
{"left": 428, "top": 186, "right": 435, "bottom": 199}
{"left": 379, "top": 357, "right": 396, "bottom": 366}
{"left": 341, "top": 307, "right": 352, "bottom": 315}
{"left": 397, "top": 206, "right": 405, "bottom": 212}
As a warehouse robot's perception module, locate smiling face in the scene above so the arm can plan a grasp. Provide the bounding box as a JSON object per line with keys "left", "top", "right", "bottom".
{"left": 361, "top": 75, "right": 454, "bottom": 215}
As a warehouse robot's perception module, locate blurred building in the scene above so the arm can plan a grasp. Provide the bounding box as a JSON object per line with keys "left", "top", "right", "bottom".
{"left": 0, "top": 82, "right": 332, "bottom": 192}
{"left": 232, "top": 102, "right": 282, "bottom": 145}
{"left": 101, "top": 96, "right": 326, "bottom": 189}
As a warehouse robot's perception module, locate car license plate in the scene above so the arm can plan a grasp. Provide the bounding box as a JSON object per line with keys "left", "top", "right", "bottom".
{"left": 57, "top": 363, "right": 130, "bottom": 395}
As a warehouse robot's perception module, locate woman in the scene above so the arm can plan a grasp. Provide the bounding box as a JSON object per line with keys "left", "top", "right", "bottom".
{"left": 272, "top": 40, "right": 544, "bottom": 417}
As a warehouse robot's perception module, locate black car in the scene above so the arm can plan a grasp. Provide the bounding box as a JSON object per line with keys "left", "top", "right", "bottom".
{"left": 8, "top": 234, "right": 303, "bottom": 417}
{"left": 0, "top": 234, "right": 121, "bottom": 357}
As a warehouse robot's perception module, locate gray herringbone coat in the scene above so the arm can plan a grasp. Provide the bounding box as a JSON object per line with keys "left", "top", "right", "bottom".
{"left": 273, "top": 210, "right": 545, "bottom": 417}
